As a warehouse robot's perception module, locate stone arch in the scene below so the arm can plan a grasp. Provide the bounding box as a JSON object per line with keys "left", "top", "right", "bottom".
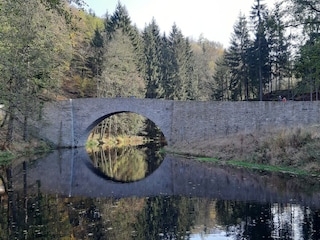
{"left": 72, "top": 98, "right": 174, "bottom": 147}
{"left": 82, "top": 110, "right": 168, "bottom": 145}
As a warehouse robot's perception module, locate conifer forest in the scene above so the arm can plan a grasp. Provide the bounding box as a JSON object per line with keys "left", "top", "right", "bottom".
{"left": 0, "top": 0, "right": 320, "bottom": 145}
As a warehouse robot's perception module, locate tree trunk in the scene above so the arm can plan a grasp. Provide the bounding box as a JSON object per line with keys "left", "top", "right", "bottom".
{"left": 5, "top": 105, "right": 15, "bottom": 146}
{"left": 23, "top": 113, "right": 29, "bottom": 142}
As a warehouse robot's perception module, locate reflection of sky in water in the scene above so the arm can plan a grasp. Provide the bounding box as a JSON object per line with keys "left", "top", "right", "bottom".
{"left": 190, "top": 204, "right": 306, "bottom": 240}
{"left": 271, "top": 204, "right": 304, "bottom": 240}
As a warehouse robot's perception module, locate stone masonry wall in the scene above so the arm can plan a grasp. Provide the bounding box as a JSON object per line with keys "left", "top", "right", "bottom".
{"left": 170, "top": 101, "right": 320, "bottom": 145}
{"left": 37, "top": 99, "right": 320, "bottom": 147}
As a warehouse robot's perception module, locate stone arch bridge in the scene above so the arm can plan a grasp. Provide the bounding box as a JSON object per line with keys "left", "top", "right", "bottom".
{"left": 35, "top": 98, "right": 320, "bottom": 148}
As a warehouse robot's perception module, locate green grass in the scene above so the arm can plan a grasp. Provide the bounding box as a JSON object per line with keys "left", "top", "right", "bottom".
{"left": 197, "top": 157, "right": 312, "bottom": 176}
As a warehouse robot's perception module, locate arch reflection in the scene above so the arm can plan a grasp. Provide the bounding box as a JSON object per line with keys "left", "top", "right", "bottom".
{"left": 86, "top": 142, "right": 165, "bottom": 182}
{"left": 86, "top": 112, "right": 167, "bottom": 182}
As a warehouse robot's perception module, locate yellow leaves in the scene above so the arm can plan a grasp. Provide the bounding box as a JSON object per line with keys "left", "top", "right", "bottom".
{"left": 72, "top": 74, "right": 95, "bottom": 97}
{"left": 69, "top": 6, "right": 104, "bottom": 43}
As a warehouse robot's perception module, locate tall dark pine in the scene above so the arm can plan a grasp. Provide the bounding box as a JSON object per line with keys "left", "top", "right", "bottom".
{"left": 105, "top": 2, "right": 132, "bottom": 35}
{"left": 89, "top": 28, "right": 104, "bottom": 77}
{"left": 166, "top": 24, "right": 195, "bottom": 100}
{"left": 184, "top": 38, "right": 198, "bottom": 100}
{"left": 167, "top": 24, "right": 186, "bottom": 100}
{"left": 159, "top": 34, "right": 171, "bottom": 99}
{"left": 266, "top": 3, "right": 290, "bottom": 93}
{"left": 296, "top": 33, "right": 320, "bottom": 101}
{"left": 250, "top": 0, "right": 270, "bottom": 100}
{"left": 226, "top": 13, "right": 251, "bottom": 100}
{"left": 213, "top": 55, "right": 230, "bottom": 100}
{"left": 143, "top": 19, "right": 164, "bottom": 98}
{"left": 290, "top": 0, "right": 320, "bottom": 100}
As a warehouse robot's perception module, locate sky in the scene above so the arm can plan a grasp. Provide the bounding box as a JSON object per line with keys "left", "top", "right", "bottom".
{"left": 84, "top": 0, "right": 278, "bottom": 48}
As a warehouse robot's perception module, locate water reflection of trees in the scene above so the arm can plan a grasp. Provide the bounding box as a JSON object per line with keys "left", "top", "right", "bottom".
{"left": 2, "top": 164, "right": 320, "bottom": 239}
{"left": 1, "top": 182, "right": 320, "bottom": 240}
{"left": 133, "top": 196, "right": 195, "bottom": 240}
{"left": 89, "top": 146, "right": 148, "bottom": 182}
{"left": 87, "top": 142, "right": 164, "bottom": 182}
{"left": 216, "top": 200, "right": 273, "bottom": 239}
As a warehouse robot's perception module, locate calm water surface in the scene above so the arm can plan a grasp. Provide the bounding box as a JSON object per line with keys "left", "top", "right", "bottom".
{"left": 1, "top": 146, "right": 320, "bottom": 239}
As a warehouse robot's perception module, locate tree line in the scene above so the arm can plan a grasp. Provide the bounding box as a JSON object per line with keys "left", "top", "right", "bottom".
{"left": 0, "top": 0, "right": 319, "bottom": 147}
{"left": 215, "top": 0, "right": 320, "bottom": 101}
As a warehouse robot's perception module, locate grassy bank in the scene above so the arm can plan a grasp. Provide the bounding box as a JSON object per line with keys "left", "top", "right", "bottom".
{"left": 166, "top": 125, "right": 320, "bottom": 176}
{"left": 196, "top": 157, "right": 312, "bottom": 176}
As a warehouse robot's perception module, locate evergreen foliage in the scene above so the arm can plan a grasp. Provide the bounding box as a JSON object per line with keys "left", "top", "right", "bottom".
{"left": 250, "top": 0, "right": 271, "bottom": 100}
{"left": 266, "top": 3, "right": 290, "bottom": 92}
{"left": 226, "top": 13, "right": 252, "bottom": 100}
{"left": 212, "top": 56, "right": 230, "bottom": 100}
{"left": 142, "top": 19, "right": 164, "bottom": 98}
{"left": 1, "top": 0, "right": 320, "bottom": 147}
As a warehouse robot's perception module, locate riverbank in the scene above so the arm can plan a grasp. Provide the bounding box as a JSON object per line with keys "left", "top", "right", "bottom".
{"left": 166, "top": 125, "right": 320, "bottom": 176}
{"left": 0, "top": 128, "right": 52, "bottom": 166}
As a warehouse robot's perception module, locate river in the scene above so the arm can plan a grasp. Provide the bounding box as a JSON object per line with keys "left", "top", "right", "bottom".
{"left": 1, "top": 145, "right": 320, "bottom": 239}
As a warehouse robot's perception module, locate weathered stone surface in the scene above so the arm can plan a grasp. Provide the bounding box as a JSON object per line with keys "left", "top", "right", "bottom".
{"left": 34, "top": 98, "right": 320, "bottom": 148}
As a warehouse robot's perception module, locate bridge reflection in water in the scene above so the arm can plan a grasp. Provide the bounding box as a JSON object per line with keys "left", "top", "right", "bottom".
{"left": 12, "top": 148, "right": 320, "bottom": 208}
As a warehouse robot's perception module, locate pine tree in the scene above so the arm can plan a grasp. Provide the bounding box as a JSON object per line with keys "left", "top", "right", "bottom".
{"left": 212, "top": 55, "right": 230, "bottom": 100}
{"left": 226, "top": 13, "right": 252, "bottom": 100}
{"left": 159, "top": 33, "right": 172, "bottom": 99}
{"left": 143, "top": 19, "right": 164, "bottom": 98}
{"left": 90, "top": 28, "right": 104, "bottom": 77}
{"left": 266, "top": 3, "right": 290, "bottom": 93}
{"left": 166, "top": 24, "right": 196, "bottom": 100}
{"left": 167, "top": 24, "right": 186, "bottom": 100}
{"left": 99, "top": 2, "right": 145, "bottom": 98}
{"left": 106, "top": 2, "right": 132, "bottom": 35}
{"left": 184, "top": 38, "right": 198, "bottom": 100}
{"left": 250, "top": 0, "right": 271, "bottom": 100}
{"left": 286, "top": 1, "right": 320, "bottom": 100}
{"left": 296, "top": 33, "right": 320, "bottom": 101}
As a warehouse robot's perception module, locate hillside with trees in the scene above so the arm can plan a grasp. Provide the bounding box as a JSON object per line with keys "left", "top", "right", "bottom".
{"left": 0, "top": 0, "right": 319, "bottom": 148}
